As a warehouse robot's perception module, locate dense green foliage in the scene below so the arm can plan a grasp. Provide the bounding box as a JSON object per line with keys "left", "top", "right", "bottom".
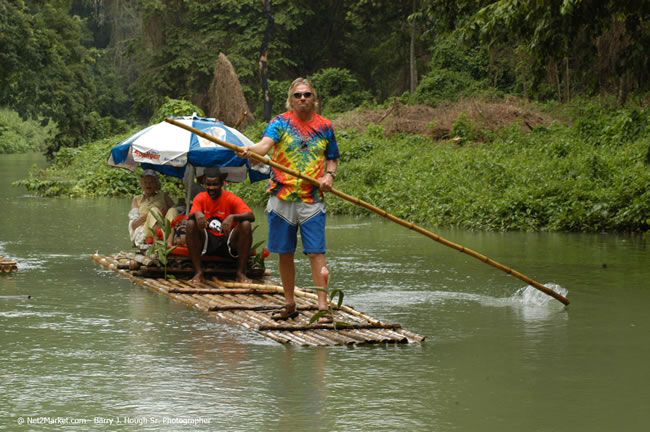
{"left": 149, "top": 98, "right": 205, "bottom": 124}
{"left": 413, "top": 31, "right": 492, "bottom": 105}
{"left": 3, "top": 1, "right": 649, "bottom": 234}
{"left": 1, "top": 1, "right": 647, "bottom": 146}
{"left": 17, "top": 102, "right": 649, "bottom": 233}
{"left": 13, "top": 132, "right": 183, "bottom": 198}
{"left": 325, "top": 104, "right": 649, "bottom": 233}
{"left": 0, "top": 107, "right": 57, "bottom": 154}
{"left": 0, "top": 0, "right": 130, "bottom": 154}
{"left": 459, "top": 0, "right": 649, "bottom": 102}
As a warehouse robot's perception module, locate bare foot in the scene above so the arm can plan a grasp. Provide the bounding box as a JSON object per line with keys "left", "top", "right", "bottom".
{"left": 236, "top": 272, "right": 252, "bottom": 284}
{"left": 271, "top": 303, "right": 298, "bottom": 321}
{"left": 189, "top": 272, "right": 205, "bottom": 285}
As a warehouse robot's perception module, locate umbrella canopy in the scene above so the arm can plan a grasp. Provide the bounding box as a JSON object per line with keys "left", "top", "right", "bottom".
{"left": 108, "top": 115, "right": 268, "bottom": 182}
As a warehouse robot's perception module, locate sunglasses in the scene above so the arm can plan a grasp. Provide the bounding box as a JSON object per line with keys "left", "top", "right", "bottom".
{"left": 293, "top": 92, "right": 313, "bottom": 99}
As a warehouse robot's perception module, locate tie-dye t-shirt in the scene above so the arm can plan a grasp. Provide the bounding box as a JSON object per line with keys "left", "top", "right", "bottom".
{"left": 262, "top": 111, "right": 340, "bottom": 202}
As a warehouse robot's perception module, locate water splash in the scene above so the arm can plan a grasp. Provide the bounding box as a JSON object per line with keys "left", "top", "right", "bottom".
{"left": 513, "top": 283, "right": 568, "bottom": 307}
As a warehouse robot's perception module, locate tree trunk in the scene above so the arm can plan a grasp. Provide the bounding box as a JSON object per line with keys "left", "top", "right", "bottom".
{"left": 518, "top": 48, "right": 528, "bottom": 102}
{"left": 409, "top": 0, "right": 418, "bottom": 94}
{"left": 617, "top": 72, "right": 629, "bottom": 106}
{"left": 553, "top": 59, "right": 562, "bottom": 102}
{"left": 522, "top": 68, "right": 529, "bottom": 102}
{"left": 259, "top": 0, "right": 274, "bottom": 122}
{"left": 564, "top": 41, "right": 570, "bottom": 102}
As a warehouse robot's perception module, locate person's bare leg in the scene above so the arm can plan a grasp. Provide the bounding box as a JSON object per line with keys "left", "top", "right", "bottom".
{"left": 232, "top": 221, "right": 252, "bottom": 283}
{"left": 308, "top": 253, "right": 329, "bottom": 311}
{"left": 278, "top": 252, "right": 296, "bottom": 313}
{"left": 185, "top": 219, "right": 205, "bottom": 283}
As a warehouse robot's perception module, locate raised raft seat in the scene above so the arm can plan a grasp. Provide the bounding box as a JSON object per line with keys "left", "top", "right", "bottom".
{"left": 115, "top": 247, "right": 266, "bottom": 279}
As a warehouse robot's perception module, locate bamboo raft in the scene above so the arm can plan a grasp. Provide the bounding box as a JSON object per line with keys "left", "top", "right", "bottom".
{"left": 92, "top": 252, "right": 425, "bottom": 346}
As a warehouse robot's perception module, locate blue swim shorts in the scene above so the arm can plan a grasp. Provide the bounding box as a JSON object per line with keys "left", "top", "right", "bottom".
{"left": 266, "top": 195, "right": 326, "bottom": 254}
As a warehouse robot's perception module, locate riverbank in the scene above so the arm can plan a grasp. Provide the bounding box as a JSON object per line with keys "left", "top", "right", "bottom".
{"left": 12, "top": 98, "right": 650, "bottom": 233}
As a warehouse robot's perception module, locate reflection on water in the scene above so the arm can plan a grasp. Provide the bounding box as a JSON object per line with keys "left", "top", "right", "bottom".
{"left": 1, "top": 153, "right": 649, "bottom": 431}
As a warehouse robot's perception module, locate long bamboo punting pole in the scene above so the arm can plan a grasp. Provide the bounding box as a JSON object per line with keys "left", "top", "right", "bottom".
{"left": 165, "top": 118, "right": 570, "bottom": 306}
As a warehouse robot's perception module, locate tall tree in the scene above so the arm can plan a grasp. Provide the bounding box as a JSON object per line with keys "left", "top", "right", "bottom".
{"left": 462, "top": 0, "right": 649, "bottom": 102}
{"left": 0, "top": 0, "right": 112, "bottom": 153}
{"left": 409, "top": 0, "right": 419, "bottom": 93}
{"left": 128, "top": 0, "right": 306, "bottom": 117}
{"left": 260, "top": 0, "right": 274, "bottom": 121}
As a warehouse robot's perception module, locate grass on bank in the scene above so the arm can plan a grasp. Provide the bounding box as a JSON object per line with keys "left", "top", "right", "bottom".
{"left": 13, "top": 100, "right": 650, "bottom": 233}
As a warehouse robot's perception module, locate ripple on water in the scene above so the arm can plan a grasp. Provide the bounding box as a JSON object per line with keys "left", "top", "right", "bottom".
{"left": 348, "top": 283, "right": 569, "bottom": 325}
{"left": 514, "top": 283, "right": 568, "bottom": 306}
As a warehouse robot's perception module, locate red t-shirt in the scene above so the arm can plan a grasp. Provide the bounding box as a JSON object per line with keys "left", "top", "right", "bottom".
{"left": 189, "top": 190, "right": 251, "bottom": 236}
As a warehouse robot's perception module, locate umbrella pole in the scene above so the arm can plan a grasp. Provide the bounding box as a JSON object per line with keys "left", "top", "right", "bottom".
{"left": 164, "top": 117, "right": 570, "bottom": 306}
{"left": 184, "top": 164, "right": 194, "bottom": 215}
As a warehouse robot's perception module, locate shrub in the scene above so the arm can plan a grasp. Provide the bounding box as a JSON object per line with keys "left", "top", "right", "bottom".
{"left": 15, "top": 98, "right": 650, "bottom": 233}
{"left": 429, "top": 32, "right": 490, "bottom": 82}
{"left": 150, "top": 98, "right": 205, "bottom": 124}
{"left": 309, "top": 68, "right": 372, "bottom": 115}
{"left": 0, "top": 107, "right": 57, "bottom": 153}
{"left": 14, "top": 132, "right": 183, "bottom": 198}
{"left": 450, "top": 112, "right": 479, "bottom": 144}
{"left": 413, "top": 68, "right": 487, "bottom": 105}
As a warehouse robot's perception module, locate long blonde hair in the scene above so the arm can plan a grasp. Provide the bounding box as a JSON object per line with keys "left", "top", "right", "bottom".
{"left": 285, "top": 77, "right": 320, "bottom": 112}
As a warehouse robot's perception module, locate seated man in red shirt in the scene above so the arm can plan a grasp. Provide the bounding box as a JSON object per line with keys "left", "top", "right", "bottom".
{"left": 185, "top": 167, "right": 255, "bottom": 283}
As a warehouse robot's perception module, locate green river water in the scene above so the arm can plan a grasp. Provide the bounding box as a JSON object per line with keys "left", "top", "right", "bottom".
{"left": 1, "top": 153, "right": 648, "bottom": 431}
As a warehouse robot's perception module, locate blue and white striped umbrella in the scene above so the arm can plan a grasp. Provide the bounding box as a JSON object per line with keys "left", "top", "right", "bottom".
{"left": 108, "top": 116, "right": 267, "bottom": 182}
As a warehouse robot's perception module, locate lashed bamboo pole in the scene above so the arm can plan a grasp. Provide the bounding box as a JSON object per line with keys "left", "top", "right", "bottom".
{"left": 222, "top": 286, "right": 402, "bottom": 345}
{"left": 217, "top": 292, "right": 326, "bottom": 346}
{"left": 297, "top": 329, "right": 334, "bottom": 345}
{"left": 168, "top": 287, "right": 282, "bottom": 295}
{"left": 165, "top": 278, "right": 212, "bottom": 311}
{"left": 209, "top": 304, "right": 325, "bottom": 311}
{"left": 181, "top": 282, "right": 304, "bottom": 345}
{"left": 211, "top": 277, "right": 284, "bottom": 291}
{"left": 254, "top": 294, "right": 348, "bottom": 346}
{"left": 184, "top": 281, "right": 265, "bottom": 330}
{"left": 397, "top": 328, "right": 427, "bottom": 342}
{"left": 206, "top": 295, "right": 258, "bottom": 326}
{"left": 336, "top": 329, "right": 374, "bottom": 344}
{"left": 93, "top": 253, "right": 424, "bottom": 345}
{"left": 137, "top": 266, "right": 266, "bottom": 278}
{"left": 165, "top": 117, "right": 570, "bottom": 306}
{"left": 310, "top": 326, "right": 351, "bottom": 345}
{"left": 353, "top": 329, "right": 388, "bottom": 344}
{"left": 212, "top": 294, "right": 267, "bottom": 327}
{"left": 361, "top": 328, "right": 401, "bottom": 343}
{"left": 258, "top": 322, "right": 401, "bottom": 331}
{"left": 207, "top": 288, "right": 289, "bottom": 329}
{"left": 202, "top": 293, "right": 291, "bottom": 344}
{"left": 215, "top": 277, "right": 386, "bottom": 325}
{"left": 381, "top": 329, "right": 410, "bottom": 343}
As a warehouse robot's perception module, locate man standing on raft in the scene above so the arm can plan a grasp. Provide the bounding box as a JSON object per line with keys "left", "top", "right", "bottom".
{"left": 238, "top": 77, "right": 339, "bottom": 322}
{"left": 185, "top": 167, "right": 255, "bottom": 283}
